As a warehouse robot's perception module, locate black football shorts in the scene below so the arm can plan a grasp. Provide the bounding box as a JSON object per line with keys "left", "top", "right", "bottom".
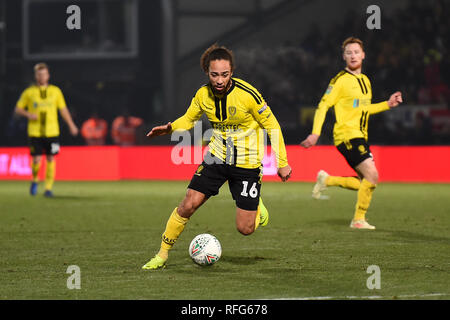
{"left": 29, "top": 137, "right": 60, "bottom": 156}
{"left": 188, "top": 153, "right": 263, "bottom": 211}
{"left": 336, "top": 138, "right": 373, "bottom": 169}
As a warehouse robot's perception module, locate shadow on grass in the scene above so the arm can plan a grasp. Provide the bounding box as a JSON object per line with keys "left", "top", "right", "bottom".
{"left": 383, "top": 230, "right": 450, "bottom": 244}
{"left": 318, "top": 220, "right": 450, "bottom": 243}
{"left": 46, "top": 195, "right": 98, "bottom": 201}
{"left": 169, "top": 255, "right": 274, "bottom": 270}
{"left": 162, "top": 255, "right": 277, "bottom": 276}
{"left": 314, "top": 219, "right": 350, "bottom": 226}
{"left": 220, "top": 255, "right": 274, "bottom": 265}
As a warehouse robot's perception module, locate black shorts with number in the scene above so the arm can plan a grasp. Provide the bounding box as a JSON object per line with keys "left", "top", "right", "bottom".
{"left": 336, "top": 138, "right": 373, "bottom": 169}
{"left": 29, "top": 137, "right": 60, "bottom": 156}
{"left": 188, "top": 153, "right": 263, "bottom": 211}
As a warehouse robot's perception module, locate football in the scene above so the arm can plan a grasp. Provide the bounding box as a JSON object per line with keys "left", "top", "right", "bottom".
{"left": 189, "top": 233, "right": 222, "bottom": 266}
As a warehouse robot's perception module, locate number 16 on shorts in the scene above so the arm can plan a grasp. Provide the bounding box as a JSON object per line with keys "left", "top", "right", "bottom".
{"left": 241, "top": 181, "right": 258, "bottom": 198}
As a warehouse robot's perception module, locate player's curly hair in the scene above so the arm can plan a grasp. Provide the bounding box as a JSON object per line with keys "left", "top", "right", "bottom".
{"left": 200, "top": 43, "right": 235, "bottom": 73}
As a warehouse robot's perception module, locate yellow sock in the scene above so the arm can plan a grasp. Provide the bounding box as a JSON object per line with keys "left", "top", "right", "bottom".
{"left": 326, "top": 176, "right": 360, "bottom": 190}
{"left": 159, "top": 207, "right": 189, "bottom": 260}
{"left": 32, "top": 162, "right": 41, "bottom": 183}
{"left": 45, "top": 160, "right": 56, "bottom": 190}
{"left": 254, "top": 206, "right": 261, "bottom": 231}
{"left": 354, "top": 179, "right": 377, "bottom": 221}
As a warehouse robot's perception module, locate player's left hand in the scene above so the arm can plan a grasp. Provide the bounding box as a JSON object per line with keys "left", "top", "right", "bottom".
{"left": 277, "top": 165, "right": 292, "bottom": 182}
{"left": 388, "top": 91, "right": 403, "bottom": 107}
{"left": 300, "top": 134, "right": 319, "bottom": 148}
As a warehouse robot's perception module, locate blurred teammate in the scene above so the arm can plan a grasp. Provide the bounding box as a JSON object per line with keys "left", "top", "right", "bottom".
{"left": 142, "top": 44, "right": 292, "bottom": 270}
{"left": 15, "top": 63, "right": 78, "bottom": 197}
{"left": 300, "top": 37, "right": 402, "bottom": 229}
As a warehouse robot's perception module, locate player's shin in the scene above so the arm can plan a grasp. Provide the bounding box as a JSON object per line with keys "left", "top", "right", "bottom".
{"left": 158, "top": 207, "right": 189, "bottom": 260}
{"left": 32, "top": 161, "right": 41, "bottom": 182}
{"left": 354, "top": 179, "right": 376, "bottom": 221}
{"left": 44, "top": 160, "right": 56, "bottom": 190}
{"left": 327, "top": 176, "right": 360, "bottom": 190}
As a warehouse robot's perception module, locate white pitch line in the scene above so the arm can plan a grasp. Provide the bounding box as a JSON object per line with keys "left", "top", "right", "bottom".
{"left": 265, "top": 293, "right": 449, "bottom": 300}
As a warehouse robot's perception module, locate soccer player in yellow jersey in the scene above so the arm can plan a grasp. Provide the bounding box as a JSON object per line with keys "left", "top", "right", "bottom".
{"left": 142, "top": 44, "right": 292, "bottom": 269}
{"left": 300, "top": 37, "right": 402, "bottom": 230}
{"left": 14, "top": 63, "right": 79, "bottom": 197}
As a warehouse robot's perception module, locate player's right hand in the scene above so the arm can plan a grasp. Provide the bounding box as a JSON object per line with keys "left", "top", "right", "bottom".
{"left": 146, "top": 122, "right": 172, "bottom": 138}
{"left": 277, "top": 165, "right": 292, "bottom": 182}
{"left": 300, "top": 134, "right": 319, "bottom": 148}
{"left": 69, "top": 124, "right": 79, "bottom": 136}
{"left": 28, "top": 113, "right": 38, "bottom": 121}
{"left": 388, "top": 91, "right": 403, "bottom": 107}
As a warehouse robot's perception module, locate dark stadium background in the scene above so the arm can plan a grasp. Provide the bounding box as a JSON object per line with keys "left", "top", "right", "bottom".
{"left": 0, "top": 0, "right": 449, "bottom": 304}
{"left": 0, "top": 0, "right": 448, "bottom": 147}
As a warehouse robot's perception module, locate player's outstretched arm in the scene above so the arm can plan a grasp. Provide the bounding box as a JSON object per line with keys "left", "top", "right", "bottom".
{"left": 300, "top": 133, "right": 319, "bottom": 148}
{"left": 300, "top": 76, "right": 340, "bottom": 148}
{"left": 146, "top": 122, "right": 172, "bottom": 138}
{"left": 387, "top": 91, "right": 403, "bottom": 108}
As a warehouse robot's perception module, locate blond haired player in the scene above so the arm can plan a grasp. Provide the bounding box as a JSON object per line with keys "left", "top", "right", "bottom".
{"left": 15, "top": 63, "right": 78, "bottom": 197}
{"left": 301, "top": 37, "right": 402, "bottom": 229}
{"left": 142, "top": 44, "right": 292, "bottom": 270}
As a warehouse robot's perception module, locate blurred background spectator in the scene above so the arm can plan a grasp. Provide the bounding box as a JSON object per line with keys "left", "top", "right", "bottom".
{"left": 111, "top": 113, "right": 144, "bottom": 146}
{"left": 81, "top": 111, "right": 108, "bottom": 146}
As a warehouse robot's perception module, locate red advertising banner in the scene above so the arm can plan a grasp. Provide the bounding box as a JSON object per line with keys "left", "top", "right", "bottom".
{"left": 0, "top": 145, "right": 449, "bottom": 182}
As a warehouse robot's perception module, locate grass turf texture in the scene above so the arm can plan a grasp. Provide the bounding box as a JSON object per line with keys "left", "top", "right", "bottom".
{"left": 0, "top": 181, "right": 449, "bottom": 300}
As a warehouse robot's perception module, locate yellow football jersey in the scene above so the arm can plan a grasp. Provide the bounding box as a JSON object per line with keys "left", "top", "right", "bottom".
{"left": 171, "top": 78, "right": 288, "bottom": 169}
{"left": 312, "top": 70, "right": 390, "bottom": 146}
{"left": 16, "top": 84, "right": 67, "bottom": 138}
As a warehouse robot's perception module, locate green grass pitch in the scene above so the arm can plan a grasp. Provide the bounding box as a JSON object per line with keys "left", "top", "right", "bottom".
{"left": 0, "top": 180, "right": 449, "bottom": 300}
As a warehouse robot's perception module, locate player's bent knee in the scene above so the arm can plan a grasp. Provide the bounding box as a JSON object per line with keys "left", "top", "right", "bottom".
{"left": 178, "top": 201, "right": 197, "bottom": 217}
{"left": 178, "top": 192, "right": 205, "bottom": 218}
{"left": 33, "top": 156, "right": 42, "bottom": 164}
{"left": 373, "top": 173, "right": 379, "bottom": 185}
{"left": 366, "top": 170, "right": 379, "bottom": 184}
{"left": 236, "top": 224, "right": 255, "bottom": 236}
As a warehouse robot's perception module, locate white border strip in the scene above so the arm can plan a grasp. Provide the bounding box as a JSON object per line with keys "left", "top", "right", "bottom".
{"left": 266, "top": 293, "right": 449, "bottom": 300}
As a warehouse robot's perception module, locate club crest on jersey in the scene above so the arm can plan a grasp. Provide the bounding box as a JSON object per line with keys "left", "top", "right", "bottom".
{"left": 228, "top": 106, "right": 237, "bottom": 117}
{"left": 195, "top": 165, "right": 204, "bottom": 176}
{"left": 353, "top": 99, "right": 360, "bottom": 108}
